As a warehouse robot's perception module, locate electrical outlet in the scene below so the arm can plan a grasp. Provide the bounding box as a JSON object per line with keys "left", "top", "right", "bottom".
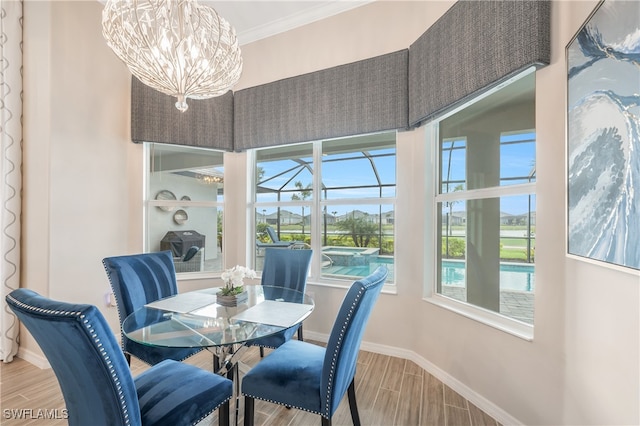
{"left": 104, "top": 292, "right": 117, "bottom": 307}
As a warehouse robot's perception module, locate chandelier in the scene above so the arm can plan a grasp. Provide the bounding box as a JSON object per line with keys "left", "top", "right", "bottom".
{"left": 102, "top": 0, "right": 243, "bottom": 112}
{"left": 196, "top": 173, "right": 223, "bottom": 184}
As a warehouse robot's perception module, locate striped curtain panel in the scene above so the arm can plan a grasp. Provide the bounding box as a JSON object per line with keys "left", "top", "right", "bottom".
{"left": 0, "top": 0, "right": 23, "bottom": 363}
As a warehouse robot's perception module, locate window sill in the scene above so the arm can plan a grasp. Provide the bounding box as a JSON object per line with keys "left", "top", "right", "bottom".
{"left": 176, "top": 271, "right": 219, "bottom": 281}
{"left": 425, "top": 294, "right": 533, "bottom": 341}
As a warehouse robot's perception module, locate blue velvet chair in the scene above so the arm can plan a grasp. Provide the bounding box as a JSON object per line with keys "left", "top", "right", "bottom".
{"left": 102, "top": 251, "right": 203, "bottom": 365}
{"left": 242, "top": 266, "right": 388, "bottom": 426}
{"left": 249, "top": 248, "right": 312, "bottom": 357}
{"left": 6, "top": 288, "right": 233, "bottom": 426}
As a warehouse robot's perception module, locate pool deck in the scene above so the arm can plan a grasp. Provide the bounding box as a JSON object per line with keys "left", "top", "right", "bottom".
{"left": 442, "top": 286, "right": 534, "bottom": 324}
{"left": 257, "top": 256, "right": 534, "bottom": 325}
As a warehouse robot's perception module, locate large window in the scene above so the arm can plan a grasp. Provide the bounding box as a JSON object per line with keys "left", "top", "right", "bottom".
{"left": 145, "top": 143, "right": 225, "bottom": 275}
{"left": 434, "top": 69, "right": 536, "bottom": 326}
{"left": 253, "top": 132, "right": 396, "bottom": 284}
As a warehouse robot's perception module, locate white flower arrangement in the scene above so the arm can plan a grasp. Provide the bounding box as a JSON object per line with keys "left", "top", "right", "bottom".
{"left": 219, "top": 265, "right": 257, "bottom": 296}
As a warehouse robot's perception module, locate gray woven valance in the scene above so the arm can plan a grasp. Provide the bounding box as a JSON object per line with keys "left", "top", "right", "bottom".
{"left": 408, "top": 0, "right": 550, "bottom": 127}
{"left": 131, "top": 77, "right": 234, "bottom": 150}
{"left": 233, "top": 50, "right": 409, "bottom": 151}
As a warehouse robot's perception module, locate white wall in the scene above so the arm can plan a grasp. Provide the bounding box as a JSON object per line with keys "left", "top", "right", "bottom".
{"left": 19, "top": 1, "right": 639, "bottom": 424}
{"left": 148, "top": 173, "right": 219, "bottom": 261}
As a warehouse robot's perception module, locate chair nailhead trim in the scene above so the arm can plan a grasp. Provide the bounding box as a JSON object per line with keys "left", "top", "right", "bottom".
{"left": 323, "top": 286, "right": 364, "bottom": 417}
{"left": 6, "top": 294, "right": 134, "bottom": 426}
{"left": 6, "top": 295, "right": 83, "bottom": 317}
{"left": 81, "top": 315, "right": 133, "bottom": 425}
{"left": 242, "top": 393, "right": 323, "bottom": 418}
{"left": 191, "top": 395, "right": 233, "bottom": 426}
{"left": 101, "top": 259, "right": 199, "bottom": 365}
{"left": 102, "top": 260, "right": 127, "bottom": 352}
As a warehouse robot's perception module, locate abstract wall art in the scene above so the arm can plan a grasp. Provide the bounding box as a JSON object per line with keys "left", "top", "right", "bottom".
{"left": 567, "top": 0, "right": 640, "bottom": 270}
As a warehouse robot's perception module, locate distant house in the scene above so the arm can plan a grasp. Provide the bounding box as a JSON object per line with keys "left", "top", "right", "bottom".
{"left": 443, "top": 211, "right": 466, "bottom": 226}
{"left": 500, "top": 211, "right": 536, "bottom": 226}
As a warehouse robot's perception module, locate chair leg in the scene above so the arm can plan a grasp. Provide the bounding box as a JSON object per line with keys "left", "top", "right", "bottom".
{"left": 214, "top": 353, "right": 220, "bottom": 372}
{"left": 347, "top": 378, "right": 361, "bottom": 426}
{"left": 297, "top": 324, "right": 304, "bottom": 341}
{"left": 321, "top": 417, "right": 331, "bottom": 426}
{"left": 219, "top": 400, "right": 230, "bottom": 426}
{"left": 244, "top": 396, "right": 254, "bottom": 426}
{"left": 259, "top": 347, "right": 264, "bottom": 357}
{"left": 124, "top": 352, "right": 131, "bottom": 366}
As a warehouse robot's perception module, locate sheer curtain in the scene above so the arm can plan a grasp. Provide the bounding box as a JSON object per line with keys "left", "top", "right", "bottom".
{"left": 1, "top": 0, "right": 23, "bottom": 363}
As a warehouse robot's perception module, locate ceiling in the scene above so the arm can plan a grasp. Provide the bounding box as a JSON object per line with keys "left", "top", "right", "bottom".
{"left": 205, "top": 1, "right": 372, "bottom": 45}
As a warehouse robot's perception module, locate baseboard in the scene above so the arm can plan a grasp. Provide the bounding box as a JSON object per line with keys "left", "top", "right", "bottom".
{"left": 17, "top": 347, "right": 50, "bottom": 369}
{"left": 305, "top": 331, "right": 523, "bottom": 426}
{"left": 17, "top": 329, "right": 521, "bottom": 424}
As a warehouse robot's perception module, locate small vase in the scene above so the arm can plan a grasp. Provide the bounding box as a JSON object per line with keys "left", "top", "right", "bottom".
{"left": 216, "top": 291, "right": 248, "bottom": 307}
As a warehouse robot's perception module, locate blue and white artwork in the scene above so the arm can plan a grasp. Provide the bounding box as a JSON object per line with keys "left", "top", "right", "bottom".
{"left": 567, "top": 0, "right": 640, "bottom": 270}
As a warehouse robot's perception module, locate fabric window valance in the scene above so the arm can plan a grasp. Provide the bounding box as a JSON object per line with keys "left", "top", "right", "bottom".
{"left": 129, "top": 1, "right": 550, "bottom": 149}
{"left": 130, "top": 77, "right": 234, "bottom": 151}
{"left": 408, "top": 0, "right": 551, "bottom": 127}
{"left": 233, "top": 50, "right": 409, "bottom": 151}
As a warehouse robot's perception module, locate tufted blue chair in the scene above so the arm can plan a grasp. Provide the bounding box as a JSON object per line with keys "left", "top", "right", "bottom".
{"left": 242, "top": 266, "right": 388, "bottom": 426}
{"left": 103, "top": 251, "right": 204, "bottom": 366}
{"left": 249, "top": 248, "right": 312, "bottom": 357}
{"left": 6, "top": 288, "right": 233, "bottom": 426}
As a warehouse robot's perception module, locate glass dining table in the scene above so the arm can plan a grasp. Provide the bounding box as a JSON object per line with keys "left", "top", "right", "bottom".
{"left": 123, "top": 284, "right": 314, "bottom": 364}
{"left": 122, "top": 285, "right": 314, "bottom": 424}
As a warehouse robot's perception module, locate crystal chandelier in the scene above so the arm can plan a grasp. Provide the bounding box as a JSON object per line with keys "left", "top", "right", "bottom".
{"left": 102, "top": 0, "right": 243, "bottom": 112}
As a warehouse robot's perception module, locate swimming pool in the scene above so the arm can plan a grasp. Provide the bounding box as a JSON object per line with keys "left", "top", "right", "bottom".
{"left": 322, "top": 246, "right": 380, "bottom": 266}
{"left": 442, "top": 260, "right": 535, "bottom": 292}
{"left": 322, "top": 255, "right": 393, "bottom": 280}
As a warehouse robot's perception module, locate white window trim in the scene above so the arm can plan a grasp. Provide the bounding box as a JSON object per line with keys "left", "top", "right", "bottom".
{"left": 251, "top": 136, "right": 397, "bottom": 287}
{"left": 424, "top": 107, "right": 536, "bottom": 340}
{"left": 143, "top": 142, "right": 225, "bottom": 280}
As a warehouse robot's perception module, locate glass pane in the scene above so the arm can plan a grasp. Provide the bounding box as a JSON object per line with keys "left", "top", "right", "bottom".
{"left": 440, "top": 138, "right": 466, "bottom": 194}
{"left": 322, "top": 132, "right": 396, "bottom": 200}
{"left": 437, "top": 194, "right": 535, "bottom": 323}
{"left": 149, "top": 143, "right": 224, "bottom": 203}
{"left": 321, "top": 204, "right": 394, "bottom": 282}
{"left": 254, "top": 208, "right": 312, "bottom": 272}
{"left": 500, "top": 132, "right": 536, "bottom": 185}
{"left": 147, "top": 206, "right": 223, "bottom": 273}
{"left": 255, "top": 143, "right": 313, "bottom": 203}
{"left": 438, "top": 71, "right": 536, "bottom": 191}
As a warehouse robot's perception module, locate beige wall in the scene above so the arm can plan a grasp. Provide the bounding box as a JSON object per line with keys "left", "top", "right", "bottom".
{"left": 19, "top": 1, "right": 639, "bottom": 425}
{"left": 22, "top": 0, "right": 140, "bottom": 340}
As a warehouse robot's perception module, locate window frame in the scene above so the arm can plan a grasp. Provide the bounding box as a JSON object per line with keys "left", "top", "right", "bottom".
{"left": 143, "top": 142, "right": 226, "bottom": 279}
{"left": 426, "top": 68, "right": 536, "bottom": 340}
{"left": 251, "top": 132, "right": 397, "bottom": 288}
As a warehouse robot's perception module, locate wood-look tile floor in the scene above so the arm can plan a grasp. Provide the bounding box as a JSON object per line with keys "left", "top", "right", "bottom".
{"left": 1, "top": 343, "right": 499, "bottom": 426}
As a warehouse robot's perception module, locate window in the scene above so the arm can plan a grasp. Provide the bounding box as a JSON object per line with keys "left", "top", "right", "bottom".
{"left": 145, "top": 143, "right": 225, "bottom": 275}
{"left": 253, "top": 132, "right": 396, "bottom": 284}
{"left": 433, "top": 69, "right": 536, "bottom": 327}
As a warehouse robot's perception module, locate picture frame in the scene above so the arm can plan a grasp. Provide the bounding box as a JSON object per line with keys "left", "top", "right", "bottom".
{"left": 566, "top": 0, "right": 640, "bottom": 270}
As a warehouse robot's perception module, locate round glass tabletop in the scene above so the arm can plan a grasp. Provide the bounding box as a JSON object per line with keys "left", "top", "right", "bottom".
{"left": 122, "top": 285, "right": 314, "bottom": 348}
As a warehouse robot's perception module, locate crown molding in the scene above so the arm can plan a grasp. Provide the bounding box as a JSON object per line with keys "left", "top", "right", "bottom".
{"left": 237, "top": 1, "right": 373, "bottom": 45}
